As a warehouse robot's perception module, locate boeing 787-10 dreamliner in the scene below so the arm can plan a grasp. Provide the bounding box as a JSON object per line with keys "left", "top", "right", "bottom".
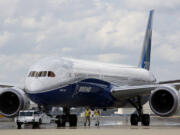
{"left": 0, "top": 10, "right": 179, "bottom": 127}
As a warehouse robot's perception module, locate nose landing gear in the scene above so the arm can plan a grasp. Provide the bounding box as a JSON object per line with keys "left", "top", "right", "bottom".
{"left": 128, "top": 96, "right": 150, "bottom": 126}
{"left": 55, "top": 107, "right": 77, "bottom": 127}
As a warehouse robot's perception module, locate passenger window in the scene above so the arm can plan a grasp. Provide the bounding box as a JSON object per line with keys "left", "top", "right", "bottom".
{"left": 48, "top": 71, "right": 55, "bottom": 77}
{"left": 42, "top": 71, "right": 47, "bottom": 77}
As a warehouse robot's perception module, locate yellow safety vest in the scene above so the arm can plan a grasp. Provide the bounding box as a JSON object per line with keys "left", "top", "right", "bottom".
{"left": 94, "top": 110, "right": 100, "bottom": 116}
{"left": 85, "top": 110, "right": 91, "bottom": 117}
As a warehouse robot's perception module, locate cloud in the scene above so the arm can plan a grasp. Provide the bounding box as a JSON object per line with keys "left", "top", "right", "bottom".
{"left": 155, "top": 44, "right": 180, "bottom": 63}
{"left": 0, "top": 32, "right": 14, "bottom": 47}
{"left": 125, "top": 0, "right": 180, "bottom": 9}
{"left": 89, "top": 11, "right": 145, "bottom": 49}
{"left": 4, "top": 18, "right": 18, "bottom": 25}
{"left": 0, "top": 0, "right": 180, "bottom": 83}
{"left": 153, "top": 30, "right": 180, "bottom": 63}
{"left": 0, "top": 53, "right": 46, "bottom": 84}
{"left": 47, "top": 0, "right": 70, "bottom": 9}
{"left": 61, "top": 47, "right": 73, "bottom": 53}
{"left": 97, "top": 53, "right": 127, "bottom": 63}
{"left": 22, "top": 17, "right": 36, "bottom": 29}
{"left": 0, "top": 0, "right": 19, "bottom": 17}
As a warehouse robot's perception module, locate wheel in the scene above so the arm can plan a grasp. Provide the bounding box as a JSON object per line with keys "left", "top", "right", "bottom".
{"left": 141, "top": 114, "right": 150, "bottom": 126}
{"left": 69, "top": 115, "right": 77, "bottom": 127}
{"left": 32, "top": 123, "right": 38, "bottom": 129}
{"left": 32, "top": 122, "right": 40, "bottom": 129}
{"left": 32, "top": 123, "right": 36, "bottom": 129}
{"left": 56, "top": 115, "right": 66, "bottom": 127}
{"left": 17, "top": 122, "right": 22, "bottom": 129}
{"left": 130, "top": 114, "right": 139, "bottom": 126}
{"left": 56, "top": 121, "right": 65, "bottom": 127}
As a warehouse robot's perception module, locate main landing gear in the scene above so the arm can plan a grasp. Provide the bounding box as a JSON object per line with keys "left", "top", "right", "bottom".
{"left": 55, "top": 107, "right": 77, "bottom": 127}
{"left": 128, "top": 96, "right": 150, "bottom": 126}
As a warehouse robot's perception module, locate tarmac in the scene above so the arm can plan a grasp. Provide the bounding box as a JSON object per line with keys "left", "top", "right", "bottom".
{"left": 1, "top": 116, "right": 180, "bottom": 135}
{"left": 1, "top": 128, "right": 180, "bottom": 135}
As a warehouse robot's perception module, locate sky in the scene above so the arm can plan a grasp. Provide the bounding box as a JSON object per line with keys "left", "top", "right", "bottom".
{"left": 0, "top": 0, "right": 180, "bottom": 85}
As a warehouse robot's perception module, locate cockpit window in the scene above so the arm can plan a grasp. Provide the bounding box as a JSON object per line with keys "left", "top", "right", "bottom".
{"left": 32, "top": 71, "right": 36, "bottom": 77}
{"left": 38, "top": 71, "right": 43, "bottom": 77}
{"left": 48, "top": 71, "right": 55, "bottom": 77}
{"left": 29, "top": 71, "right": 36, "bottom": 77}
{"left": 35, "top": 72, "right": 39, "bottom": 77}
{"left": 28, "top": 71, "right": 55, "bottom": 77}
{"left": 42, "top": 71, "right": 47, "bottom": 77}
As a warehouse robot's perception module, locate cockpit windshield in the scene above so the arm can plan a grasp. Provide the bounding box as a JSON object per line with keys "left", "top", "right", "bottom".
{"left": 28, "top": 71, "right": 55, "bottom": 78}
{"left": 48, "top": 71, "right": 55, "bottom": 77}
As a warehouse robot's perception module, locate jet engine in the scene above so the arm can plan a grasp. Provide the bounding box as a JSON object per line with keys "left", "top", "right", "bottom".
{"left": 0, "top": 87, "right": 30, "bottom": 117}
{"left": 149, "top": 86, "right": 179, "bottom": 116}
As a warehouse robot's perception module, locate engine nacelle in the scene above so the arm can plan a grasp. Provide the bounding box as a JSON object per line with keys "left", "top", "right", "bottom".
{"left": 149, "top": 86, "right": 179, "bottom": 116}
{"left": 0, "top": 87, "right": 30, "bottom": 117}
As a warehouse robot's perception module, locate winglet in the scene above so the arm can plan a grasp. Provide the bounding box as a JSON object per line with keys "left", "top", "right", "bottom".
{"left": 138, "top": 10, "right": 154, "bottom": 70}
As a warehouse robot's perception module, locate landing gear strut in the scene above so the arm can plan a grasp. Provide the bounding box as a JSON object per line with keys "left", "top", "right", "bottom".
{"left": 55, "top": 107, "right": 77, "bottom": 127}
{"left": 128, "top": 96, "right": 150, "bottom": 126}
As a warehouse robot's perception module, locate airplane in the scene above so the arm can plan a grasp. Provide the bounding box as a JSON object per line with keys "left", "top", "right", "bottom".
{"left": 0, "top": 10, "right": 179, "bottom": 127}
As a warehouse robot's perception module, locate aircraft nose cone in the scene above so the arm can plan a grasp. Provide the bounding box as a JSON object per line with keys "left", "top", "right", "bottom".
{"left": 25, "top": 57, "right": 74, "bottom": 93}
{"left": 25, "top": 79, "right": 43, "bottom": 93}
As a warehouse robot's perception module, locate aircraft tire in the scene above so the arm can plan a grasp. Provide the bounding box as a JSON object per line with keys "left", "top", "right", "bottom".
{"left": 141, "top": 114, "right": 150, "bottom": 126}
{"left": 17, "top": 122, "right": 22, "bottom": 129}
{"left": 56, "top": 115, "right": 66, "bottom": 127}
{"left": 130, "top": 114, "right": 139, "bottom": 126}
{"left": 69, "top": 114, "right": 77, "bottom": 127}
{"left": 32, "top": 122, "right": 40, "bottom": 129}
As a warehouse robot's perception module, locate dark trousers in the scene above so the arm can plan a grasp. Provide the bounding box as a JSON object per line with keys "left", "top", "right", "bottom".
{"left": 84, "top": 116, "right": 90, "bottom": 126}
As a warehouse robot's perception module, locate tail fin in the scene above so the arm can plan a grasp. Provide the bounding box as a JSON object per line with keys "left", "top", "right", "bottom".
{"left": 138, "top": 10, "right": 154, "bottom": 70}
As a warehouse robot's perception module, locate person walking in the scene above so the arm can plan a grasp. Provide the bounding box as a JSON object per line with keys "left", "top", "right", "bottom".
{"left": 84, "top": 108, "right": 91, "bottom": 126}
{"left": 94, "top": 109, "right": 100, "bottom": 126}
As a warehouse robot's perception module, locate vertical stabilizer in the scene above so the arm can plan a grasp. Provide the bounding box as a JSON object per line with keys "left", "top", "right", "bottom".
{"left": 138, "top": 10, "right": 154, "bottom": 70}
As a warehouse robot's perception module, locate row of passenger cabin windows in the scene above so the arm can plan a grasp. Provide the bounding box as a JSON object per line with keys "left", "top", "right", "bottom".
{"left": 28, "top": 71, "right": 56, "bottom": 77}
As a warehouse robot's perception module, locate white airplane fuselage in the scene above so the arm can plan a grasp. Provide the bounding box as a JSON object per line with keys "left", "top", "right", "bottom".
{"left": 25, "top": 57, "right": 156, "bottom": 108}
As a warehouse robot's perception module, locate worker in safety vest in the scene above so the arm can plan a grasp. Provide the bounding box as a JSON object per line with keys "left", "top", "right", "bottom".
{"left": 94, "top": 109, "right": 100, "bottom": 126}
{"left": 84, "top": 108, "right": 91, "bottom": 126}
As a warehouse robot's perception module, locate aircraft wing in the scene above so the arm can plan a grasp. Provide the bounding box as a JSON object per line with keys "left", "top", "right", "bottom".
{"left": 111, "top": 79, "right": 180, "bottom": 100}
{"left": 0, "top": 82, "right": 24, "bottom": 89}
{"left": 159, "top": 80, "right": 180, "bottom": 89}
{"left": 0, "top": 82, "right": 14, "bottom": 89}
{"left": 111, "top": 85, "right": 157, "bottom": 100}
{"left": 0, "top": 82, "right": 19, "bottom": 95}
{"left": 0, "top": 84, "right": 14, "bottom": 94}
{"left": 0, "top": 84, "right": 13, "bottom": 88}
